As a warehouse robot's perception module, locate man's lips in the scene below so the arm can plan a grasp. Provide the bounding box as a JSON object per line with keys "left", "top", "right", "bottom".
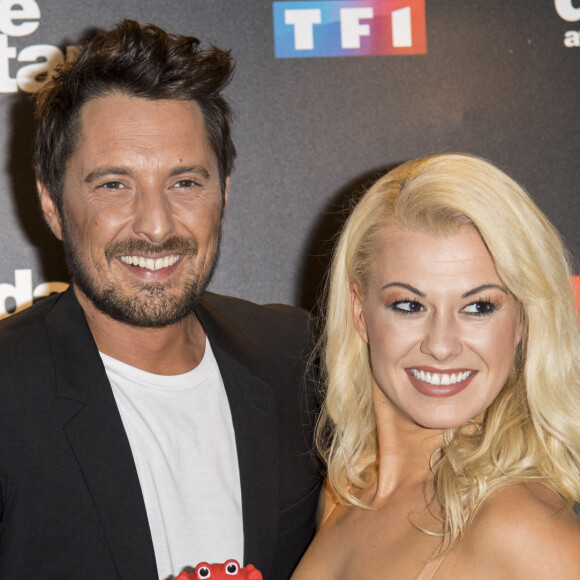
{"left": 119, "top": 254, "right": 181, "bottom": 272}
{"left": 105, "top": 236, "right": 198, "bottom": 270}
{"left": 406, "top": 367, "right": 478, "bottom": 397}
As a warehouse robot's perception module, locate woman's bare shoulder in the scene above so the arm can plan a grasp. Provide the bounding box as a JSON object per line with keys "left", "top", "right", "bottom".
{"left": 463, "top": 483, "right": 580, "bottom": 578}
{"left": 291, "top": 479, "right": 343, "bottom": 579}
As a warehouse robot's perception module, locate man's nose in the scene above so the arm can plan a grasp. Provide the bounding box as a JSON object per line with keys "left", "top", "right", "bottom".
{"left": 131, "top": 186, "right": 176, "bottom": 243}
{"left": 420, "top": 312, "right": 463, "bottom": 361}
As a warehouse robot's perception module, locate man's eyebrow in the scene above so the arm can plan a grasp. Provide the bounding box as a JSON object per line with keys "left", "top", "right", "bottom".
{"left": 84, "top": 167, "right": 131, "bottom": 183}
{"left": 381, "top": 282, "right": 425, "bottom": 297}
{"left": 462, "top": 284, "right": 508, "bottom": 298}
{"left": 169, "top": 165, "right": 210, "bottom": 179}
{"left": 83, "top": 165, "right": 211, "bottom": 183}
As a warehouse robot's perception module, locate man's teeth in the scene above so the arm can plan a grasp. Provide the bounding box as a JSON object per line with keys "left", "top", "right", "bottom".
{"left": 410, "top": 369, "right": 473, "bottom": 385}
{"left": 120, "top": 255, "right": 180, "bottom": 271}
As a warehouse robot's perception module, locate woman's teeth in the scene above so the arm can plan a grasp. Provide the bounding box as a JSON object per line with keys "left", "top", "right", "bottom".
{"left": 409, "top": 369, "right": 473, "bottom": 386}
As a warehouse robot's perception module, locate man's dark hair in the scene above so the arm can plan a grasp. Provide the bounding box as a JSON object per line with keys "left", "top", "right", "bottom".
{"left": 34, "top": 19, "right": 236, "bottom": 211}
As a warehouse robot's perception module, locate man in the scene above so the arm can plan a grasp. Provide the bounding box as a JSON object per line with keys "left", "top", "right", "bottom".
{"left": 0, "top": 20, "right": 320, "bottom": 579}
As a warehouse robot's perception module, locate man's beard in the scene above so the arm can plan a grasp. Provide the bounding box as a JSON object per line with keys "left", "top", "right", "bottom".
{"left": 61, "top": 220, "right": 221, "bottom": 328}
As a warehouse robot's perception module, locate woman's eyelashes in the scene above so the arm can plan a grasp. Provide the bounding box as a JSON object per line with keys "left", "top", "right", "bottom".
{"left": 386, "top": 296, "right": 500, "bottom": 317}
{"left": 388, "top": 298, "right": 424, "bottom": 315}
{"left": 461, "top": 299, "right": 498, "bottom": 316}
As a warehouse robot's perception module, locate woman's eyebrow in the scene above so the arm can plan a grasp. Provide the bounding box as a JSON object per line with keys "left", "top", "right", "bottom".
{"left": 381, "top": 282, "right": 425, "bottom": 297}
{"left": 380, "top": 282, "right": 508, "bottom": 299}
{"left": 462, "top": 284, "right": 508, "bottom": 298}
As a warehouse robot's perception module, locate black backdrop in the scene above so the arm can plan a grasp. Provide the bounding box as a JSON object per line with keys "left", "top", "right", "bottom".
{"left": 0, "top": 0, "right": 578, "bottom": 317}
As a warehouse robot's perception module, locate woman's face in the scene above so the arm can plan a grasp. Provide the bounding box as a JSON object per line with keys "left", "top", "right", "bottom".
{"left": 351, "top": 225, "right": 522, "bottom": 430}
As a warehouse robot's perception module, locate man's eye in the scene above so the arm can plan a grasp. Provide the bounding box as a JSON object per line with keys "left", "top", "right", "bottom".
{"left": 463, "top": 301, "right": 496, "bottom": 316}
{"left": 98, "top": 181, "right": 125, "bottom": 189}
{"left": 175, "top": 179, "right": 200, "bottom": 188}
{"left": 390, "top": 300, "right": 423, "bottom": 314}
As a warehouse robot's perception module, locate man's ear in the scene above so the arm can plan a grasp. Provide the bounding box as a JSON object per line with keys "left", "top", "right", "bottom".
{"left": 351, "top": 281, "right": 369, "bottom": 344}
{"left": 223, "top": 176, "right": 230, "bottom": 211}
{"left": 37, "top": 182, "right": 63, "bottom": 240}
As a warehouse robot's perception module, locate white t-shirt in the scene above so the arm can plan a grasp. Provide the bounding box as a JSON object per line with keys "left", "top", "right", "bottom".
{"left": 100, "top": 338, "right": 244, "bottom": 579}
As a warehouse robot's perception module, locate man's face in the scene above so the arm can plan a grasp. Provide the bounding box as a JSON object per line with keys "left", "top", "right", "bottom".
{"left": 39, "top": 92, "right": 228, "bottom": 327}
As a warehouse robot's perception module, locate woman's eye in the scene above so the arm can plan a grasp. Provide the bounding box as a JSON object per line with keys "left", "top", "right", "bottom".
{"left": 463, "top": 301, "right": 496, "bottom": 316}
{"left": 390, "top": 300, "right": 423, "bottom": 314}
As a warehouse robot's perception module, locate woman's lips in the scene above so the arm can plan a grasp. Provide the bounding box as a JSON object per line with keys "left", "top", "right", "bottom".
{"left": 406, "top": 367, "right": 477, "bottom": 397}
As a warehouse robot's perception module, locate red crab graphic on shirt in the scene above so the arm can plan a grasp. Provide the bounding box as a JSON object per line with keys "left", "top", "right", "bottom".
{"left": 176, "top": 560, "right": 262, "bottom": 579}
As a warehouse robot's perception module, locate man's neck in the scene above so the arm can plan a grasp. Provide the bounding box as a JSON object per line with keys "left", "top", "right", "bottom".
{"left": 74, "top": 286, "right": 207, "bottom": 375}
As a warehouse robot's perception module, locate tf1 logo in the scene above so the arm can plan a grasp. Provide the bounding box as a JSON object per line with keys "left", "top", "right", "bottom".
{"left": 273, "top": 0, "right": 426, "bottom": 58}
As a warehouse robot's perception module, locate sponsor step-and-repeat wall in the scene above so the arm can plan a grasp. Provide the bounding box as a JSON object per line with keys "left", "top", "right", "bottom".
{"left": 0, "top": 0, "right": 579, "bottom": 317}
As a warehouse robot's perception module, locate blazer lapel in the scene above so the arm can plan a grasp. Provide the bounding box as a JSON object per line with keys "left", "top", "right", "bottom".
{"left": 47, "top": 289, "right": 158, "bottom": 579}
{"left": 195, "top": 298, "right": 280, "bottom": 574}
{"left": 45, "top": 288, "right": 281, "bottom": 577}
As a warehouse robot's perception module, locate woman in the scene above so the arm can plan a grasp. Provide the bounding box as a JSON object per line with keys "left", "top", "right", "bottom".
{"left": 292, "top": 154, "right": 580, "bottom": 579}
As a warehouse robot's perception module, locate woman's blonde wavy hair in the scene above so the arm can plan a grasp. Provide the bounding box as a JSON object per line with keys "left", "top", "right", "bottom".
{"left": 317, "top": 153, "right": 580, "bottom": 550}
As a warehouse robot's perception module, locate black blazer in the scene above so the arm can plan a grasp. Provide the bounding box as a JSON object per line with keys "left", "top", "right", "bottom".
{"left": 0, "top": 287, "right": 321, "bottom": 579}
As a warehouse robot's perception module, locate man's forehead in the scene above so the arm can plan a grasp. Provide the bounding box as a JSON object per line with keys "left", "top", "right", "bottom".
{"left": 78, "top": 93, "right": 206, "bottom": 136}
{"left": 70, "top": 94, "right": 217, "bottom": 173}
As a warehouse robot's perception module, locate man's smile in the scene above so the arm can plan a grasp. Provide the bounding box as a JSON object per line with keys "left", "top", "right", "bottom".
{"left": 120, "top": 254, "right": 181, "bottom": 271}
